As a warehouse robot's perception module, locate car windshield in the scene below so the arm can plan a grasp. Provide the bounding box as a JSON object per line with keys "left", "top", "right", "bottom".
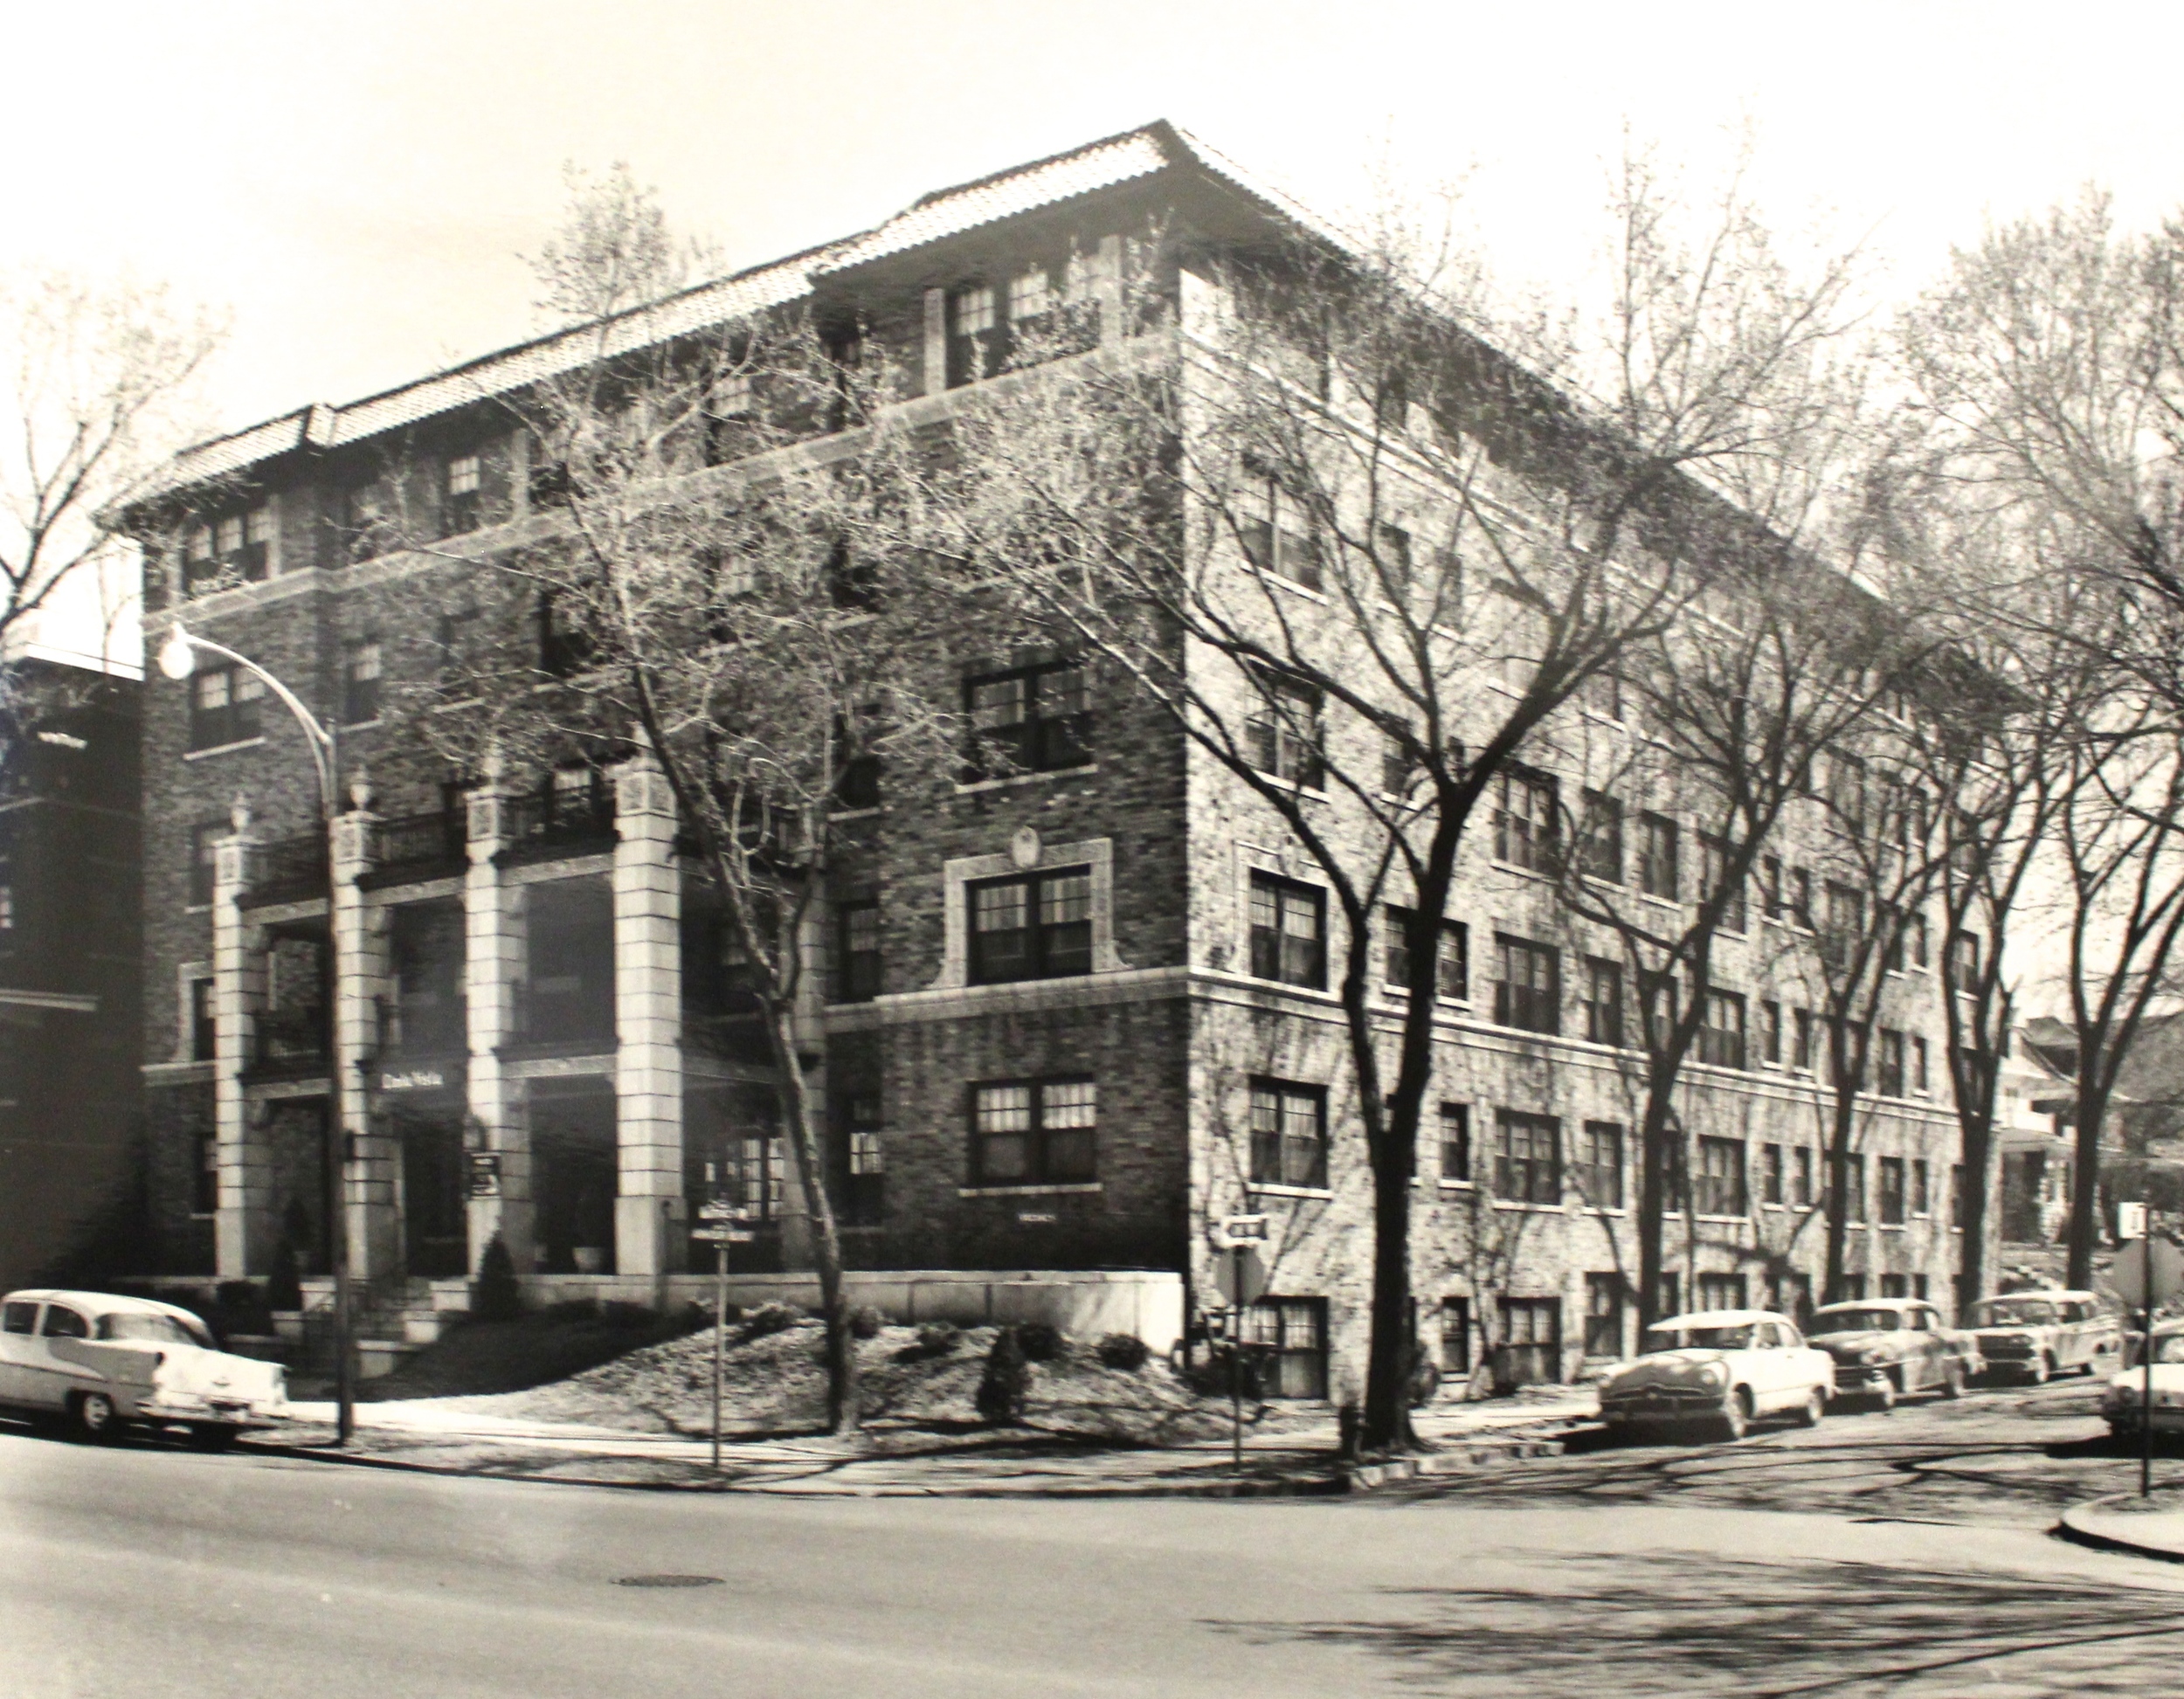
{"left": 1647, "top": 1324, "right": 1754, "bottom": 1350}
{"left": 96, "top": 1312, "right": 213, "bottom": 1348}
{"left": 1813, "top": 1309, "right": 1904, "bottom": 1335}
{"left": 1974, "top": 1299, "right": 2057, "bottom": 1327}
{"left": 2154, "top": 1335, "right": 2184, "bottom": 1366}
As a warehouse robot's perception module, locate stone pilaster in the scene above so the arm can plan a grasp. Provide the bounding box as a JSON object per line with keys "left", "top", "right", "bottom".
{"left": 212, "top": 812, "right": 269, "bottom": 1275}
{"left": 612, "top": 754, "right": 686, "bottom": 1276}
{"left": 1096, "top": 232, "right": 1124, "bottom": 349}
{"left": 332, "top": 805, "right": 397, "bottom": 1278}
{"left": 923, "top": 287, "right": 947, "bottom": 397}
{"left": 463, "top": 784, "right": 531, "bottom": 1271}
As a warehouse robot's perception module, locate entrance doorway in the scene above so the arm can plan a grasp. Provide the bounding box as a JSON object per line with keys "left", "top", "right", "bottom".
{"left": 531, "top": 1083, "right": 616, "bottom": 1274}
{"left": 395, "top": 1104, "right": 469, "bottom": 1278}
{"left": 265, "top": 1098, "right": 332, "bottom": 1274}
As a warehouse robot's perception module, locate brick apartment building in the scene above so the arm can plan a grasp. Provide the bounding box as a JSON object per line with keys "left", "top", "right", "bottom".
{"left": 123, "top": 124, "right": 1977, "bottom": 1399}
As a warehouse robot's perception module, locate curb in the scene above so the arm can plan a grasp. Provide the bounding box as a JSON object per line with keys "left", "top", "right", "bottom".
{"left": 1342, "top": 1430, "right": 1575, "bottom": 1491}
{"left": 2056, "top": 1495, "right": 2184, "bottom": 1564}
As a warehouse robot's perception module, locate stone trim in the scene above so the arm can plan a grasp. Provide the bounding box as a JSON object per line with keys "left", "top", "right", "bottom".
{"left": 929, "top": 833, "right": 1125, "bottom": 991}
{"left": 828, "top": 963, "right": 1188, "bottom": 1032}
{"left": 957, "top": 1182, "right": 1104, "bottom": 1199}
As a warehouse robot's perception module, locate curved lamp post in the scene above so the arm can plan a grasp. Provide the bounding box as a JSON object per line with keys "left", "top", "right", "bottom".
{"left": 160, "top": 624, "right": 357, "bottom": 1446}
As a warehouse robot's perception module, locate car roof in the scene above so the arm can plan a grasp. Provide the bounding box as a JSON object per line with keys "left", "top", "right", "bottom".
{"left": 3, "top": 1288, "right": 206, "bottom": 1324}
{"left": 1646, "top": 1309, "right": 1793, "bottom": 1330}
{"left": 1814, "top": 1300, "right": 1925, "bottom": 1316}
{"left": 1973, "top": 1289, "right": 2098, "bottom": 1306}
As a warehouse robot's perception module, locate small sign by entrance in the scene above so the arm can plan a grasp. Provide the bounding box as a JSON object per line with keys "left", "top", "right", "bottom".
{"left": 690, "top": 1226, "right": 757, "bottom": 1245}
{"left": 465, "top": 1153, "right": 502, "bottom": 1198}
{"left": 381, "top": 1067, "right": 449, "bottom": 1094}
{"left": 1017, "top": 1210, "right": 1059, "bottom": 1226}
{"left": 696, "top": 1198, "right": 746, "bottom": 1221}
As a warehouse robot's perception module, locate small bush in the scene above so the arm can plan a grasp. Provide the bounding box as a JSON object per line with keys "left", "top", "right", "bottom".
{"left": 601, "top": 1300, "right": 659, "bottom": 1330}
{"left": 743, "top": 1301, "right": 804, "bottom": 1340}
{"left": 265, "top": 1237, "right": 303, "bottom": 1312}
{"left": 544, "top": 1296, "right": 601, "bottom": 1323}
{"left": 914, "top": 1320, "right": 962, "bottom": 1357}
{"left": 472, "top": 1235, "right": 523, "bottom": 1323}
{"left": 1016, "top": 1323, "right": 1066, "bottom": 1362}
{"left": 1096, "top": 1332, "right": 1150, "bottom": 1371}
{"left": 847, "top": 1303, "right": 887, "bottom": 1340}
{"left": 212, "top": 1279, "right": 273, "bottom": 1337}
{"left": 976, "top": 1326, "right": 1031, "bottom": 1425}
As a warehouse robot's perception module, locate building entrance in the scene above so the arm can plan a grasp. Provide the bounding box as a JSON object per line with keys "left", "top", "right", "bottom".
{"left": 532, "top": 1083, "right": 616, "bottom": 1274}
{"left": 264, "top": 1097, "right": 333, "bottom": 1274}
{"left": 394, "top": 1103, "right": 468, "bottom": 1278}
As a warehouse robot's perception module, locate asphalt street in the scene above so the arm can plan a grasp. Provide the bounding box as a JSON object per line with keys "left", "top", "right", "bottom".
{"left": 7, "top": 1380, "right": 2184, "bottom": 1699}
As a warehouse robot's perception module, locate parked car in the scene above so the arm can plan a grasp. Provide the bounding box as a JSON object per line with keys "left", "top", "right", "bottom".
{"left": 1965, "top": 1289, "right": 2122, "bottom": 1384}
{"left": 0, "top": 1288, "right": 287, "bottom": 1447}
{"left": 1807, "top": 1299, "right": 1980, "bottom": 1407}
{"left": 1598, "top": 1309, "right": 1835, "bottom": 1440}
{"left": 2101, "top": 1321, "right": 2184, "bottom": 1438}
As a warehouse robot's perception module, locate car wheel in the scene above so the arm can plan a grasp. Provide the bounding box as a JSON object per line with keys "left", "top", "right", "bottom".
{"left": 2029, "top": 1355, "right": 2051, "bottom": 1386}
{"left": 71, "top": 1392, "right": 121, "bottom": 1442}
{"left": 1718, "top": 1387, "right": 1753, "bottom": 1441}
{"left": 1940, "top": 1360, "right": 1965, "bottom": 1400}
{"left": 1792, "top": 1387, "right": 1824, "bottom": 1428}
{"left": 1872, "top": 1374, "right": 1897, "bottom": 1412}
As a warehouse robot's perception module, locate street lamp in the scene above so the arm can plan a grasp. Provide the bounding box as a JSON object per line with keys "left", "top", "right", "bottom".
{"left": 161, "top": 623, "right": 357, "bottom": 1446}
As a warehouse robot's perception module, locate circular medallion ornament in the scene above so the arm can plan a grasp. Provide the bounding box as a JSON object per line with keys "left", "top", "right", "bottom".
{"left": 1010, "top": 826, "right": 1042, "bottom": 869}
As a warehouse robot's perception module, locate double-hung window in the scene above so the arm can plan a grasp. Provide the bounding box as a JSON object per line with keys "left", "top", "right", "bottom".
{"left": 1385, "top": 906, "right": 1467, "bottom": 1000}
{"left": 1439, "top": 1102, "right": 1471, "bottom": 1183}
{"left": 835, "top": 900, "right": 881, "bottom": 1003}
{"left": 1877, "top": 1028, "right": 1906, "bottom": 1097}
{"left": 1579, "top": 790, "right": 1624, "bottom": 883}
{"left": 1495, "top": 934, "right": 1559, "bottom": 1034}
{"left": 443, "top": 452, "right": 482, "bottom": 535}
{"left": 1699, "top": 988, "right": 1747, "bottom": 1069}
{"left": 964, "top": 660, "right": 1090, "bottom": 778}
{"left": 946, "top": 282, "right": 1000, "bottom": 385}
{"left": 1582, "top": 956, "right": 1624, "bottom": 1047}
{"left": 1495, "top": 1109, "right": 1562, "bottom": 1205}
{"left": 188, "top": 664, "right": 264, "bottom": 751}
{"left": 1575, "top": 1121, "right": 1624, "bottom": 1209}
{"left": 843, "top": 1094, "right": 884, "bottom": 1226}
{"left": 970, "top": 1078, "right": 1096, "bottom": 1185}
{"left": 1879, "top": 1156, "right": 1907, "bottom": 1225}
{"left": 1761, "top": 1143, "right": 1785, "bottom": 1205}
{"left": 1250, "top": 872, "right": 1326, "bottom": 989}
{"left": 1693, "top": 1136, "right": 1748, "bottom": 1216}
{"left": 967, "top": 867, "right": 1092, "bottom": 984}
{"left": 1823, "top": 882, "right": 1863, "bottom": 967}
{"left": 1495, "top": 770, "right": 1558, "bottom": 873}
{"left": 1637, "top": 812, "right": 1679, "bottom": 900}
{"left": 341, "top": 639, "right": 382, "bottom": 726}
{"left": 1243, "top": 673, "right": 1324, "bottom": 788}
{"left": 1699, "top": 835, "right": 1745, "bottom": 931}
{"left": 1237, "top": 476, "right": 1323, "bottom": 591}
{"left": 1249, "top": 1080, "right": 1328, "bottom": 1189}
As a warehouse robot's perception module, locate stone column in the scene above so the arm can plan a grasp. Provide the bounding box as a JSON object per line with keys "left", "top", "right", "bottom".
{"left": 923, "top": 287, "right": 948, "bottom": 397}
{"left": 212, "top": 805, "right": 270, "bottom": 1276}
{"left": 1095, "top": 232, "right": 1124, "bottom": 349}
{"left": 332, "top": 795, "right": 397, "bottom": 1279}
{"left": 464, "top": 782, "right": 532, "bottom": 1271}
{"left": 612, "top": 752, "right": 686, "bottom": 1276}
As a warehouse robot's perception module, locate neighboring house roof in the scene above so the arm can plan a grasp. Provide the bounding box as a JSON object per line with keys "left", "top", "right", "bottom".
{"left": 2022, "top": 1012, "right": 2184, "bottom": 1125}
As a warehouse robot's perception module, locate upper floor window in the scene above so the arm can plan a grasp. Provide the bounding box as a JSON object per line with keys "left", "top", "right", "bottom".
{"left": 190, "top": 820, "right": 223, "bottom": 905}
{"left": 1760, "top": 998, "right": 1783, "bottom": 1065}
{"left": 1385, "top": 907, "right": 1467, "bottom": 1001}
{"left": 1576, "top": 1120, "right": 1625, "bottom": 1209}
{"left": 1494, "top": 933, "right": 1559, "bottom": 1034}
{"left": 183, "top": 504, "right": 272, "bottom": 594}
{"left": 964, "top": 660, "right": 1089, "bottom": 779}
{"left": 1694, "top": 1136, "right": 1748, "bottom": 1216}
{"left": 1249, "top": 1079, "right": 1328, "bottom": 1189}
{"left": 538, "top": 591, "right": 597, "bottom": 679}
{"left": 443, "top": 452, "right": 482, "bottom": 535}
{"left": 1878, "top": 1155, "right": 1907, "bottom": 1225}
{"left": 189, "top": 976, "right": 217, "bottom": 1062}
{"left": 1236, "top": 477, "right": 1323, "bottom": 591}
{"left": 1581, "top": 668, "right": 1625, "bottom": 720}
{"left": 1823, "top": 750, "right": 1868, "bottom": 828}
{"left": 970, "top": 1077, "right": 1096, "bottom": 1186}
{"left": 1698, "top": 835, "right": 1745, "bottom": 931}
{"left": 341, "top": 639, "right": 383, "bottom": 726}
{"left": 1583, "top": 955, "right": 1624, "bottom": 1046}
{"left": 1877, "top": 1027, "right": 1907, "bottom": 1097}
{"left": 1822, "top": 881, "right": 1863, "bottom": 966}
{"left": 1699, "top": 988, "right": 1747, "bottom": 1069}
{"left": 947, "top": 283, "right": 999, "bottom": 386}
{"left": 836, "top": 899, "right": 881, "bottom": 1003}
{"left": 1579, "top": 790, "right": 1623, "bottom": 883}
{"left": 1494, "top": 769, "right": 1558, "bottom": 873}
{"left": 1948, "top": 930, "right": 1981, "bottom": 994}
{"left": 1637, "top": 812, "right": 1679, "bottom": 900}
{"left": 1439, "top": 1102, "right": 1471, "bottom": 1183}
{"left": 188, "top": 664, "right": 265, "bottom": 751}
{"left": 1243, "top": 673, "right": 1324, "bottom": 789}
{"left": 1249, "top": 871, "right": 1326, "bottom": 990}
{"left": 1495, "top": 1109, "right": 1562, "bottom": 1205}
{"left": 968, "top": 867, "right": 1091, "bottom": 984}
{"left": 843, "top": 1093, "right": 884, "bottom": 1226}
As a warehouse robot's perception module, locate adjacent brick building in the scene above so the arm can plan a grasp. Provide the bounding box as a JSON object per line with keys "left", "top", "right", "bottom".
{"left": 122, "top": 124, "right": 1979, "bottom": 1399}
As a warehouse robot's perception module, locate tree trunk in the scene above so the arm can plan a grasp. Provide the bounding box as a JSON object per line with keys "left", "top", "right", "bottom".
{"left": 1637, "top": 1077, "right": 1676, "bottom": 1326}
{"left": 767, "top": 998, "right": 860, "bottom": 1433}
{"left": 1361, "top": 1149, "right": 1416, "bottom": 1453}
{"left": 1956, "top": 1113, "right": 1994, "bottom": 1323}
{"left": 2066, "top": 1076, "right": 2110, "bottom": 1291}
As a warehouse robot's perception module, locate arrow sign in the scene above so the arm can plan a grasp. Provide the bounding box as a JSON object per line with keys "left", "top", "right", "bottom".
{"left": 2110, "top": 1236, "right": 2184, "bottom": 1309}
{"left": 1213, "top": 1214, "right": 1269, "bottom": 1249}
{"left": 697, "top": 1199, "right": 747, "bottom": 1222}
{"left": 691, "top": 1226, "right": 757, "bottom": 1244}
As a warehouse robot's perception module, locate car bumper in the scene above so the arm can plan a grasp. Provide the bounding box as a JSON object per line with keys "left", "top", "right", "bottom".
{"left": 1600, "top": 1395, "right": 1725, "bottom": 1422}
{"left": 131, "top": 1397, "right": 280, "bottom": 1429}
{"left": 2106, "top": 1406, "right": 2184, "bottom": 1432}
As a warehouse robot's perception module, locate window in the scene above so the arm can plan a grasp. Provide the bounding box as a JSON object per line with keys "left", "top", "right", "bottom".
{"left": 183, "top": 504, "right": 271, "bottom": 592}
{"left": 1385, "top": 907, "right": 1467, "bottom": 1000}
{"left": 1236, "top": 476, "right": 1323, "bottom": 591}
{"left": 1495, "top": 770, "right": 1559, "bottom": 873}
{"left": 443, "top": 452, "right": 482, "bottom": 535}
{"left": 1877, "top": 1029, "right": 1906, "bottom": 1097}
{"left": 1952, "top": 1163, "right": 1966, "bottom": 1228}
{"left": 1881, "top": 901, "right": 1905, "bottom": 972}
{"left": 1497, "top": 1296, "right": 1561, "bottom": 1385}
{"left": 1697, "top": 1273, "right": 1749, "bottom": 1312}
{"left": 836, "top": 900, "right": 881, "bottom": 1003}
{"left": 969, "top": 867, "right": 1092, "bottom": 984}
{"left": 1379, "top": 726, "right": 1419, "bottom": 799}
{"left": 1494, "top": 934, "right": 1559, "bottom": 1034}
{"left": 1233, "top": 673, "right": 1325, "bottom": 791}
{"left": 1579, "top": 790, "right": 1624, "bottom": 882}
{"left": 1586, "top": 1274, "right": 1627, "bottom": 1357}
{"left": 1494, "top": 1109, "right": 1561, "bottom": 1205}
{"left": 1909, "top": 910, "right": 1931, "bottom": 970}
{"left": 1879, "top": 1156, "right": 1907, "bottom": 1226}
{"left": 1249, "top": 1081, "right": 1328, "bottom": 1190}
{"left": 833, "top": 711, "right": 882, "bottom": 810}
{"left": 1583, "top": 956, "right": 1624, "bottom": 1047}
{"left": 1761, "top": 1143, "right": 1784, "bottom": 1205}
{"left": 40, "top": 1304, "right": 89, "bottom": 1340}
{"left": 1439, "top": 1296, "right": 1472, "bottom": 1374}
{"left": 538, "top": 591, "right": 595, "bottom": 678}
{"left": 1006, "top": 266, "right": 1051, "bottom": 329}
{"left": 1250, "top": 873, "right": 1327, "bottom": 990}
{"left": 1576, "top": 1121, "right": 1624, "bottom": 1209}
{"left": 341, "top": 639, "right": 383, "bottom": 726}
{"left": 1699, "top": 988, "right": 1747, "bottom": 1069}
{"left": 1582, "top": 669, "right": 1625, "bottom": 721}
{"left": 1911, "top": 1035, "right": 1930, "bottom": 1094}
{"left": 1912, "top": 1158, "right": 1932, "bottom": 1216}
{"left": 1759, "top": 999, "right": 1782, "bottom": 1065}
{"left": 1824, "top": 750, "right": 1868, "bottom": 827}
{"left": 1643, "top": 973, "right": 1678, "bottom": 1050}
{"left": 964, "top": 660, "right": 1090, "bottom": 778}
{"left": 1823, "top": 882, "right": 1863, "bottom": 967}
{"left": 1844, "top": 1153, "right": 1868, "bottom": 1224}
{"left": 190, "top": 977, "right": 217, "bottom": 1063}
{"left": 1760, "top": 855, "right": 1785, "bottom": 922}
{"left": 1794, "top": 1146, "right": 1815, "bottom": 1209}
{"left": 969, "top": 1078, "right": 1095, "bottom": 1185}
{"left": 1, "top": 1301, "right": 36, "bottom": 1334}
{"left": 1948, "top": 931, "right": 1980, "bottom": 995}
{"left": 1793, "top": 1007, "right": 1815, "bottom": 1071}
{"left": 192, "top": 1128, "right": 218, "bottom": 1216}
{"left": 1698, "top": 836, "right": 1745, "bottom": 931}
{"left": 1439, "top": 1102, "right": 1471, "bottom": 1183}
{"left": 1245, "top": 1297, "right": 1329, "bottom": 1399}
{"left": 843, "top": 1094, "right": 883, "bottom": 1226}
{"left": 1879, "top": 1274, "right": 1909, "bottom": 1299}
{"left": 1637, "top": 812, "right": 1679, "bottom": 901}
{"left": 1659, "top": 1273, "right": 1682, "bottom": 1316}
{"left": 187, "top": 664, "right": 264, "bottom": 751}
{"left": 1694, "top": 1136, "right": 1747, "bottom": 1216}
{"left": 190, "top": 820, "right": 223, "bottom": 906}
{"left": 946, "top": 281, "right": 999, "bottom": 384}
{"left": 1787, "top": 866, "right": 1814, "bottom": 928}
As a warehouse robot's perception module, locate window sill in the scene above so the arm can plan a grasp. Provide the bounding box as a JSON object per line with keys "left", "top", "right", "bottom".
{"left": 1243, "top": 564, "right": 1330, "bottom": 604}
{"left": 957, "top": 1182, "right": 1102, "bottom": 1198}
{"left": 955, "top": 764, "right": 1095, "bottom": 796}
{"left": 1247, "top": 771, "right": 1330, "bottom": 803}
{"left": 1380, "top": 987, "right": 1472, "bottom": 1011}
{"left": 183, "top": 736, "right": 266, "bottom": 761}
{"left": 1489, "top": 858, "right": 1557, "bottom": 882}
{"left": 1437, "top": 1178, "right": 1476, "bottom": 1191}
{"left": 1248, "top": 1184, "right": 1333, "bottom": 1200}
{"left": 1489, "top": 1199, "right": 1568, "bottom": 1214}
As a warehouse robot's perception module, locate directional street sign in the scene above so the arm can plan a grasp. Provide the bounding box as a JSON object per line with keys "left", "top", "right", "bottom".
{"left": 2120, "top": 1202, "right": 2149, "bottom": 1240}
{"left": 1212, "top": 1214, "right": 1269, "bottom": 1249}
{"left": 697, "top": 1199, "right": 746, "bottom": 1222}
{"left": 691, "top": 1226, "right": 757, "bottom": 1245}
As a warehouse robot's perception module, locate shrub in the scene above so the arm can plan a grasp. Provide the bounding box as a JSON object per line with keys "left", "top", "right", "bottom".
{"left": 914, "top": 1320, "right": 962, "bottom": 1357}
{"left": 1096, "top": 1332, "right": 1150, "bottom": 1371}
{"left": 976, "top": 1325, "right": 1031, "bottom": 1425}
{"left": 847, "top": 1303, "right": 887, "bottom": 1340}
{"left": 601, "top": 1300, "right": 659, "bottom": 1330}
{"left": 265, "top": 1237, "right": 303, "bottom": 1312}
{"left": 213, "top": 1279, "right": 273, "bottom": 1337}
{"left": 1016, "top": 1323, "right": 1065, "bottom": 1362}
{"left": 743, "top": 1301, "right": 804, "bottom": 1340}
{"left": 472, "top": 1234, "right": 523, "bottom": 1323}
{"left": 544, "top": 1296, "right": 601, "bottom": 1323}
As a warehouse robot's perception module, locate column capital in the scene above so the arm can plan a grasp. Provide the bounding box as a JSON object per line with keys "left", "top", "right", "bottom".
{"left": 332, "top": 811, "right": 378, "bottom": 881}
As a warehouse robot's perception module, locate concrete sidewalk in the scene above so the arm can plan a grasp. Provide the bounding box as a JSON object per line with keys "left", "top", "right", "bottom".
{"left": 245, "top": 1387, "right": 1597, "bottom": 1497}
{"left": 2058, "top": 1486, "right": 2184, "bottom": 1563}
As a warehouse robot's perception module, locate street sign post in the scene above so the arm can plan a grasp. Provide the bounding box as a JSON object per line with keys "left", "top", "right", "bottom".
{"left": 2111, "top": 1219, "right": 2184, "bottom": 1497}
{"left": 1208, "top": 1224, "right": 1272, "bottom": 1473}
{"left": 694, "top": 1205, "right": 757, "bottom": 1472}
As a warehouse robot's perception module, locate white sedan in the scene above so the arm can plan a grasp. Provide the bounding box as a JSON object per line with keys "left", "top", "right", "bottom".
{"left": 0, "top": 1289, "right": 287, "bottom": 1447}
{"left": 2102, "top": 1323, "right": 2184, "bottom": 1438}
{"left": 1599, "top": 1309, "right": 1836, "bottom": 1440}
